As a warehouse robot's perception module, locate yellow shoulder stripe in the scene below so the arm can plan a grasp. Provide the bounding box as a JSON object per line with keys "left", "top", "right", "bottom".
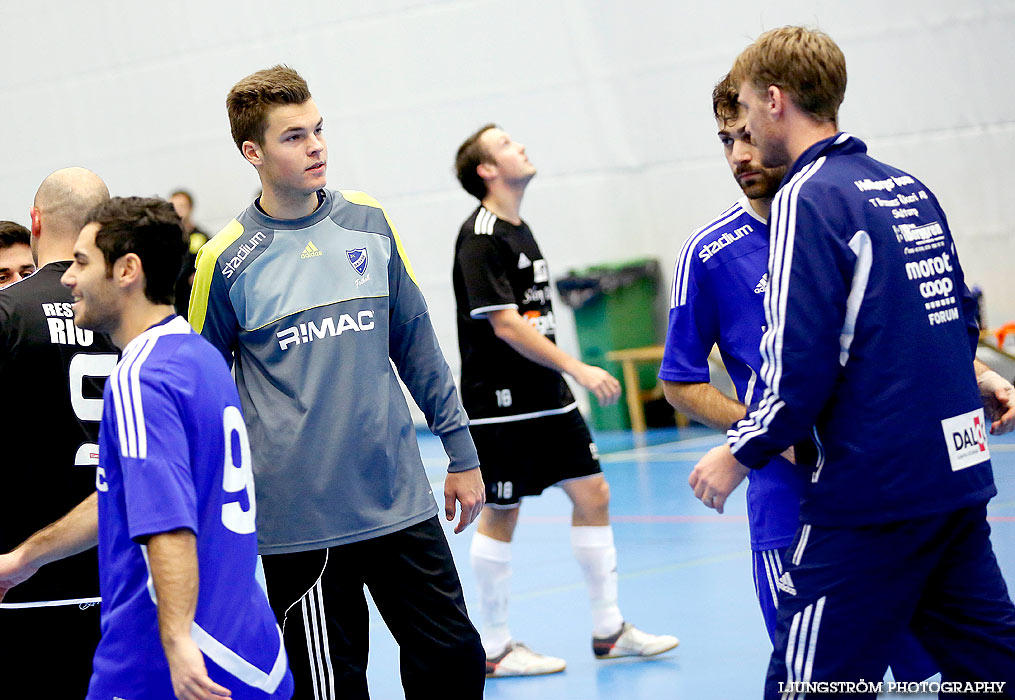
{"left": 188, "top": 231, "right": 209, "bottom": 255}
{"left": 340, "top": 190, "right": 418, "bottom": 286}
{"left": 188, "top": 219, "right": 245, "bottom": 334}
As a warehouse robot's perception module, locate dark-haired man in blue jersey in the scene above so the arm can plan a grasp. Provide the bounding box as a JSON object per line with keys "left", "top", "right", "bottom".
{"left": 0, "top": 197, "right": 293, "bottom": 700}
{"left": 691, "top": 27, "right": 1015, "bottom": 697}
{"left": 661, "top": 73, "right": 797, "bottom": 640}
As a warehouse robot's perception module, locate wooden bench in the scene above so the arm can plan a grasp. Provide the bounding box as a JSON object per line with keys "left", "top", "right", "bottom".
{"left": 604, "top": 345, "right": 684, "bottom": 434}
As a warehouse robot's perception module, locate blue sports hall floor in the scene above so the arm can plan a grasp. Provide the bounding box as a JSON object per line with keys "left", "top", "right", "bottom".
{"left": 360, "top": 425, "right": 1015, "bottom": 699}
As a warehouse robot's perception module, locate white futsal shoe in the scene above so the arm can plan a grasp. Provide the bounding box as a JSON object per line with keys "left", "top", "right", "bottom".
{"left": 592, "top": 622, "right": 679, "bottom": 659}
{"left": 485, "top": 641, "right": 567, "bottom": 677}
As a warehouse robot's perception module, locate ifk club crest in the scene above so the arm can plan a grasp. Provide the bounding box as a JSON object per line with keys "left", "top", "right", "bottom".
{"left": 347, "top": 248, "right": 368, "bottom": 277}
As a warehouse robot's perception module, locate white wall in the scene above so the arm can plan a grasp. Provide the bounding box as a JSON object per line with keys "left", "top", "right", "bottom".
{"left": 3, "top": 0, "right": 1013, "bottom": 400}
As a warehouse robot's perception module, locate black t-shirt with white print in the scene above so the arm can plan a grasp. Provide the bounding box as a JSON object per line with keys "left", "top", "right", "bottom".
{"left": 0, "top": 262, "right": 118, "bottom": 603}
{"left": 453, "top": 206, "right": 575, "bottom": 422}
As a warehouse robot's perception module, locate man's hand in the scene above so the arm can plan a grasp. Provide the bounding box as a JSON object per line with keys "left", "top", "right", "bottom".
{"left": 978, "top": 369, "right": 1015, "bottom": 435}
{"left": 148, "top": 529, "right": 226, "bottom": 700}
{"left": 163, "top": 634, "right": 231, "bottom": 700}
{"left": 445, "top": 468, "right": 486, "bottom": 534}
{"left": 0, "top": 492, "right": 98, "bottom": 602}
{"left": 0, "top": 550, "right": 38, "bottom": 603}
{"left": 486, "top": 310, "right": 621, "bottom": 407}
{"left": 571, "top": 363, "right": 622, "bottom": 406}
{"left": 688, "top": 444, "right": 750, "bottom": 514}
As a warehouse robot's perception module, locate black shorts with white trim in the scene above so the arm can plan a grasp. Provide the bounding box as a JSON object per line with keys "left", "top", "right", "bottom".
{"left": 469, "top": 408, "right": 601, "bottom": 507}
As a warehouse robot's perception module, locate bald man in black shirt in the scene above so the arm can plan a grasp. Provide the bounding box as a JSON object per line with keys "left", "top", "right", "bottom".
{"left": 0, "top": 167, "right": 116, "bottom": 697}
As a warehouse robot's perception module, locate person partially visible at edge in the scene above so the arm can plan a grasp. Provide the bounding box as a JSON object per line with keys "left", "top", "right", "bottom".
{"left": 0, "top": 220, "right": 37, "bottom": 288}
{"left": 169, "top": 189, "right": 208, "bottom": 320}
{"left": 0, "top": 168, "right": 113, "bottom": 698}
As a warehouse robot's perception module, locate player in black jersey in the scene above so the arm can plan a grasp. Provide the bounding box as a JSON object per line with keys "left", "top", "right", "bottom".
{"left": 0, "top": 167, "right": 114, "bottom": 697}
{"left": 453, "top": 125, "right": 679, "bottom": 677}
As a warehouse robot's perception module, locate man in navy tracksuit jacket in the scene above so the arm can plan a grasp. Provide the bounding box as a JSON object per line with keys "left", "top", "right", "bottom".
{"left": 690, "top": 27, "right": 1015, "bottom": 697}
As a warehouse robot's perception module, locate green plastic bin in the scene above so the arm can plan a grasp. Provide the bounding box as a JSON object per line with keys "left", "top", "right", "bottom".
{"left": 556, "top": 259, "right": 662, "bottom": 431}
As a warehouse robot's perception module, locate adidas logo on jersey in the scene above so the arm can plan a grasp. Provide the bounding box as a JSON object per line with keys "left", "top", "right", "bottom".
{"left": 276, "top": 310, "right": 375, "bottom": 350}
{"left": 754, "top": 273, "right": 768, "bottom": 294}
{"left": 518, "top": 253, "right": 532, "bottom": 269}
{"left": 301, "top": 241, "right": 323, "bottom": 259}
{"left": 776, "top": 571, "right": 796, "bottom": 596}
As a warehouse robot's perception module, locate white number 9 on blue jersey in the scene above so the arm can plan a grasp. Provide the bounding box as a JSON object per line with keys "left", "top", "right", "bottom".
{"left": 221, "top": 405, "right": 257, "bottom": 534}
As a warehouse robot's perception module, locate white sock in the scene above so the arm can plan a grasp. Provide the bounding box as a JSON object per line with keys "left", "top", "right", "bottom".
{"left": 571, "top": 525, "right": 623, "bottom": 637}
{"left": 470, "top": 532, "right": 513, "bottom": 656}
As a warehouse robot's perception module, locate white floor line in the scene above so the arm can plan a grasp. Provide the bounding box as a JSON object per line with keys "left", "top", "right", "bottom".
{"left": 424, "top": 431, "right": 727, "bottom": 480}
{"left": 600, "top": 451, "right": 711, "bottom": 464}
{"left": 597, "top": 433, "right": 726, "bottom": 461}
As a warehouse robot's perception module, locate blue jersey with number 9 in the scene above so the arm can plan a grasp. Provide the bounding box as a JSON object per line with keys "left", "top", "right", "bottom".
{"left": 89, "top": 315, "right": 292, "bottom": 700}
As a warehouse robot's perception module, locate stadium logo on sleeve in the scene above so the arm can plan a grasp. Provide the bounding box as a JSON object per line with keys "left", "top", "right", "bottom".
{"left": 941, "top": 408, "right": 990, "bottom": 471}
{"left": 224, "top": 231, "right": 268, "bottom": 278}
{"left": 347, "top": 247, "right": 368, "bottom": 276}
{"left": 698, "top": 223, "right": 753, "bottom": 262}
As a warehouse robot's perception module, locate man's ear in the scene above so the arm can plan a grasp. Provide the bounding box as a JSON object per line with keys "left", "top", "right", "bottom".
{"left": 767, "top": 85, "right": 786, "bottom": 119}
{"left": 115, "top": 253, "right": 144, "bottom": 289}
{"left": 29, "top": 207, "right": 42, "bottom": 238}
{"left": 476, "top": 161, "right": 497, "bottom": 182}
{"left": 242, "top": 140, "right": 263, "bottom": 167}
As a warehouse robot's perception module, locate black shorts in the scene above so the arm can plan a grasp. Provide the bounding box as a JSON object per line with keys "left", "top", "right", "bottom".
{"left": 469, "top": 408, "right": 602, "bottom": 507}
{"left": 1, "top": 601, "right": 101, "bottom": 697}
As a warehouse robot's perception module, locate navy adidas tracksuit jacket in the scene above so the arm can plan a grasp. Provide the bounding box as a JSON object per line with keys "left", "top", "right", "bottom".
{"left": 733, "top": 134, "right": 1015, "bottom": 696}
{"left": 728, "top": 133, "right": 995, "bottom": 527}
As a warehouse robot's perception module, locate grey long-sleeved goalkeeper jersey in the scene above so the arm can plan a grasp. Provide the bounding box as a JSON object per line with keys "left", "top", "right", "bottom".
{"left": 190, "top": 189, "right": 478, "bottom": 553}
